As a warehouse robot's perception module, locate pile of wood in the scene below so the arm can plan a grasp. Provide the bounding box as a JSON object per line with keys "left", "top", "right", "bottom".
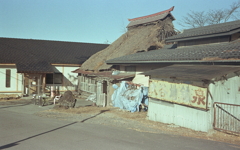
{"left": 57, "top": 91, "right": 76, "bottom": 109}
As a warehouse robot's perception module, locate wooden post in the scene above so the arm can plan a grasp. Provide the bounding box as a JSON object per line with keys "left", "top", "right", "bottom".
{"left": 42, "top": 74, "right": 46, "bottom": 94}
{"left": 21, "top": 73, "right": 24, "bottom": 96}
{"left": 28, "top": 75, "right": 30, "bottom": 95}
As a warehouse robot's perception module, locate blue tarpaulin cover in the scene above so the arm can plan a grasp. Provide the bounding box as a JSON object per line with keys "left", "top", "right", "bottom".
{"left": 111, "top": 81, "right": 148, "bottom": 112}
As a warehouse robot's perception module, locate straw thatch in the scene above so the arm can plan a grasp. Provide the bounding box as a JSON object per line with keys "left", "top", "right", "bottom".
{"left": 80, "top": 16, "right": 176, "bottom": 72}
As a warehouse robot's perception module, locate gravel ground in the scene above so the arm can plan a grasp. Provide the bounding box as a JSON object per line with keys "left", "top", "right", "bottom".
{"left": 1, "top": 98, "right": 240, "bottom": 145}
{"left": 36, "top": 104, "right": 240, "bottom": 145}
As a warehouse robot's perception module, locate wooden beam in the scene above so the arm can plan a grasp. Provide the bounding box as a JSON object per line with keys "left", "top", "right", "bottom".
{"left": 51, "top": 64, "right": 81, "bottom": 67}
{"left": 0, "top": 63, "right": 16, "bottom": 66}
{"left": 0, "top": 91, "right": 22, "bottom": 93}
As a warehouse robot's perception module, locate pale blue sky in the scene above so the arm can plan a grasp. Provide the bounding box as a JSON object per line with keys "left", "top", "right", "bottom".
{"left": 0, "top": 0, "right": 238, "bottom": 44}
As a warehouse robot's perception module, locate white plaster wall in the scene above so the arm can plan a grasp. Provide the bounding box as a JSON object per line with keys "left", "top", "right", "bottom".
{"left": 55, "top": 66, "right": 79, "bottom": 91}
{"left": 0, "top": 67, "right": 22, "bottom": 94}
{"left": 120, "top": 65, "right": 163, "bottom": 87}
{"left": 132, "top": 73, "right": 149, "bottom": 87}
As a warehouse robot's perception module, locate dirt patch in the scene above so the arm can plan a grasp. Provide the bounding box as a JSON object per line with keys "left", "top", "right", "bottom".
{"left": 0, "top": 94, "right": 21, "bottom": 101}
{"left": 0, "top": 99, "right": 31, "bottom": 105}
{"left": 37, "top": 106, "right": 240, "bottom": 145}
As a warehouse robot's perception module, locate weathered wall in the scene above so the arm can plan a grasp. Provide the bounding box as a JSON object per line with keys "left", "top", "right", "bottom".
{"left": 120, "top": 64, "right": 169, "bottom": 87}
{"left": 209, "top": 76, "right": 240, "bottom": 105}
{"left": 147, "top": 75, "right": 240, "bottom": 132}
{"left": 51, "top": 66, "right": 79, "bottom": 92}
{"left": 148, "top": 99, "right": 212, "bottom": 132}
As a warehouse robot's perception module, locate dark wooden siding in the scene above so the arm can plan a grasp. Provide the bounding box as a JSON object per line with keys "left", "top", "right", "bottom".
{"left": 178, "top": 36, "right": 230, "bottom": 47}
{"left": 6, "top": 69, "right": 11, "bottom": 88}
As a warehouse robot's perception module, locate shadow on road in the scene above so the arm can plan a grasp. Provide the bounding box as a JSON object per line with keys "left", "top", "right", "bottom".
{"left": 0, "top": 108, "right": 109, "bottom": 149}
{"left": 0, "top": 121, "right": 78, "bottom": 149}
{"left": 0, "top": 102, "right": 32, "bottom": 109}
{"left": 80, "top": 109, "right": 110, "bottom": 123}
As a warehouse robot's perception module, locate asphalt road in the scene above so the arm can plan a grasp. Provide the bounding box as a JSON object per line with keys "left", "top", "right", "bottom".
{"left": 0, "top": 103, "right": 240, "bottom": 150}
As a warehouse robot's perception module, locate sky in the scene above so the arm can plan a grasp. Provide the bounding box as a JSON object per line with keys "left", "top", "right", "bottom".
{"left": 0, "top": 0, "right": 238, "bottom": 44}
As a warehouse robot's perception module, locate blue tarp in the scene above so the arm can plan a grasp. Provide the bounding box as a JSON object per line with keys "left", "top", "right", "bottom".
{"left": 111, "top": 81, "right": 148, "bottom": 112}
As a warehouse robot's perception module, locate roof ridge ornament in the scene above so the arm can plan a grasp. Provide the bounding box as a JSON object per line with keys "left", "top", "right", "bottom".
{"left": 128, "top": 6, "right": 174, "bottom": 21}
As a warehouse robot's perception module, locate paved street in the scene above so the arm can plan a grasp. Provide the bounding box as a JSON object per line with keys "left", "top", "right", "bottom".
{"left": 0, "top": 102, "right": 240, "bottom": 150}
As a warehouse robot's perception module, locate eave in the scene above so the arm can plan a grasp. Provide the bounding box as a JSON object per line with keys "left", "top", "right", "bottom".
{"left": 166, "top": 28, "right": 240, "bottom": 43}
{"left": 106, "top": 59, "right": 240, "bottom": 65}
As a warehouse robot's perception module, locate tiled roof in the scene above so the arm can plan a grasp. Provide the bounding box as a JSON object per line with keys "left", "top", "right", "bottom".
{"left": 127, "top": 6, "right": 175, "bottom": 28}
{"left": 0, "top": 38, "right": 109, "bottom": 73}
{"left": 106, "top": 40, "right": 240, "bottom": 64}
{"left": 166, "top": 20, "right": 240, "bottom": 42}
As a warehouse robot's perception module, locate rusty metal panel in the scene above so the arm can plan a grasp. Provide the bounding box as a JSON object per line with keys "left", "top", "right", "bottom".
{"left": 149, "top": 79, "right": 208, "bottom": 109}
{"left": 214, "top": 102, "right": 240, "bottom": 134}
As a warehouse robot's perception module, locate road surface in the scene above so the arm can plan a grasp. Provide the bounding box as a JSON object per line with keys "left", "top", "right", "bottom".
{"left": 0, "top": 102, "right": 239, "bottom": 150}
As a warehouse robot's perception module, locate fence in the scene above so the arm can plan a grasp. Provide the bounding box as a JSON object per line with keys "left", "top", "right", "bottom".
{"left": 214, "top": 102, "right": 240, "bottom": 134}
{"left": 80, "top": 82, "right": 96, "bottom": 93}
{"left": 79, "top": 76, "right": 96, "bottom": 93}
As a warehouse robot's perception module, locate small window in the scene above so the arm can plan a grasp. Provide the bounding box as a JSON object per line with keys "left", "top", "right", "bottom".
{"left": 46, "top": 73, "right": 63, "bottom": 84}
{"left": 125, "top": 66, "right": 136, "bottom": 73}
{"left": 6, "top": 69, "right": 11, "bottom": 88}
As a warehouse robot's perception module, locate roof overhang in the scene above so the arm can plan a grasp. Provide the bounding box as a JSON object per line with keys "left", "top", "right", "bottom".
{"left": 51, "top": 64, "right": 81, "bottom": 67}
{"left": 16, "top": 63, "right": 54, "bottom": 74}
{"left": 72, "top": 69, "right": 135, "bottom": 80}
{"left": 166, "top": 28, "right": 240, "bottom": 43}
{"left": 106, "top": 59, "right": 240, "bottom": 65}
{"left": 142, "top": 64, "right": 240, "bottom": 82}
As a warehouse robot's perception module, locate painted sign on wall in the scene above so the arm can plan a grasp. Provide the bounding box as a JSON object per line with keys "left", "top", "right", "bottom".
{"left": 149, "top": 79, "right": 208, "bottom": 109}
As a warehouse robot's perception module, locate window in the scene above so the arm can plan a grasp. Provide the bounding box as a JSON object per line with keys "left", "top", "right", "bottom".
{"left": 6, "top": 69, "right": 11, "bottom": 88}
{"left": 125, "top": 66, "right": 136, "bottom": 73}
{"left": 46, "top": 73, "right": 63, "bottom": 84}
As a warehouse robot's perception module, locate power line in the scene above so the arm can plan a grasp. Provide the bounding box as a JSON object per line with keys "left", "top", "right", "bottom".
{"left": 0, "top": 70, "right": 22, "bottom": 82}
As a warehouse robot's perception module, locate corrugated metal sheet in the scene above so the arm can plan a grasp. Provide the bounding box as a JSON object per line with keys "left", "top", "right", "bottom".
{"left": 148, "top": 99, "right": 212, "bottom": 132}
{"left": 209, "top": 76, "right": 240, "bottom": 105}
{"left": 143, "top": 65, "right": 240, "bottom": 81}
{"left": 149, "top": 79, "right": 208, "bottom": 109}
{"left": 73, "top": 69, "right": 135, "bottom": 80}
{"left": 214, "top": 102, "right": 240, "bottom": 133}
{"left": 148, "top": 73, "right": 240, "bottom": 132}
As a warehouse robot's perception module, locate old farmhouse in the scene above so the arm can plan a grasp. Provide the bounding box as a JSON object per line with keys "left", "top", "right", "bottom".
{"left": 0, "top": 37, "right": 108, "bottom": 98}
{"left": 73, "top": 6, "right": 177, "bottom": 107}
{"left": 106, "top": 20, "right": 240, "bottom": 133}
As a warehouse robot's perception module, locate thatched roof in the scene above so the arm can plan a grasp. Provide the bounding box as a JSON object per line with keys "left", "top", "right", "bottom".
{"left": 80, "top": 7, "right": 176, "bottom": 72}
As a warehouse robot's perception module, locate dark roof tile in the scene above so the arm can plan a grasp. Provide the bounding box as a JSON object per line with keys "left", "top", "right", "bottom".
{"left": 0, "top": 38, "right": 109, "bottom": 73}
{"left": 166, "top": 20, "right": 240, "bottom": 42}
{"left": 106, "top": 40, "right": 240, "bottom": 64}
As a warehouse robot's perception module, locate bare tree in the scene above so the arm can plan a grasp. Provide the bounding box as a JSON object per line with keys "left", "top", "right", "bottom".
{"left": 104, "top": 40, "right": 111, "bottom": 44}
{"left": 179, "top": 0, "right": 240, "bottom": 28}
